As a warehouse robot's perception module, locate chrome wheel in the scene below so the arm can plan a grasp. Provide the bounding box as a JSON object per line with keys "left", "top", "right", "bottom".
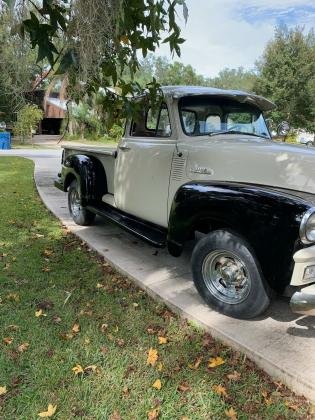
{"left": 69, "top": 188, "right": 81, "bottom": 218}
{"left": 202, "top": 250, "right": 251, "bottom": 304}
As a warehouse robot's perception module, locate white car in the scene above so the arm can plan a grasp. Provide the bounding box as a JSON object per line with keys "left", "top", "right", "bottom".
{"left": 297, "top": 130, "right": 314, "bottom": 146}
{"left": 55, "top": 86, "right": 315, "bottom": 319}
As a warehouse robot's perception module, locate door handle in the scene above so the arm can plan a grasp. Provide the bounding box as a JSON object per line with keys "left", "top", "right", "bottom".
{"left": 119, "top": 145, "right": 131, "bottom": 151}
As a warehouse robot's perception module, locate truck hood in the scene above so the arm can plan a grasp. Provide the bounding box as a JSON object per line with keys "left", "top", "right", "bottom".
{"left": 186, "top": 136, "right": 315, "bottom": 197}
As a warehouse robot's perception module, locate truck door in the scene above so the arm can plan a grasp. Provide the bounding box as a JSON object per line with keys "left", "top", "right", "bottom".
{"left": 114, "top": 103, "right": 175, "bottom": 228}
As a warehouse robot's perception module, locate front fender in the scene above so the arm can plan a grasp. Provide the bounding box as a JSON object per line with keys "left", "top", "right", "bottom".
{"left": 167, "top": 182, "right": 312, "bottom": 291}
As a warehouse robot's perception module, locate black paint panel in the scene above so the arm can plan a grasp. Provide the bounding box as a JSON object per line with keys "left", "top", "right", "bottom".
{"left": 60, "top": 154, "right": 107, "bottom": 205}
{"left": 167, "top": 182, "right": 314, "bottom": 291}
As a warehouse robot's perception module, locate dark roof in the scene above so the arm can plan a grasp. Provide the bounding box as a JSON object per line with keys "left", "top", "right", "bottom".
{"left": 161, "top": 85, "right": 274, "bottom": 111}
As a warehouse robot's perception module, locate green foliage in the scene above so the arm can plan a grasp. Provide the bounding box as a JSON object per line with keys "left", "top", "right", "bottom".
{"left": 13, "top": 104, "right": 43, "bottom": 143}
{"left": 16, "top": 0, "right": 188, "bottom": 127}
{"left": 255, "top": 26, "right": 315, "bottom": 131}
{"left": 211, "top": 67, "right": 257, "bottom": 92}
{"left": 0, "top": 7, "right": 37, "bottom": 121}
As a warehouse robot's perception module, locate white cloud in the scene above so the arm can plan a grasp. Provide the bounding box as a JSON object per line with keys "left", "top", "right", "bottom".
{"left": 156, "top": 0, "right": 314, "bottom": 78}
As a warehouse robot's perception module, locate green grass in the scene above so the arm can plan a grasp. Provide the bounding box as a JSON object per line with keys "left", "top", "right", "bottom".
{"left": 0, "top": 157, "right": 312, "bottom": 419}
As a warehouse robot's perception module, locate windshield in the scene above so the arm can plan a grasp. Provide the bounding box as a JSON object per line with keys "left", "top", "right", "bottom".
{"left": 179, "top": 96, "right": 270, "bottom": 139}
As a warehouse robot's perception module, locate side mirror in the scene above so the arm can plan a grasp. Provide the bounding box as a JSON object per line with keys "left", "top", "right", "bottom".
{"left": 277, "top": 121, "right": 290, "bottom": 137}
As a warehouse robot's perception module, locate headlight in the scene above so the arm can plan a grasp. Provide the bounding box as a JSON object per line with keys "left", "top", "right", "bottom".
{"left": 300, "top": 208, "right": 315, "bottom": 244}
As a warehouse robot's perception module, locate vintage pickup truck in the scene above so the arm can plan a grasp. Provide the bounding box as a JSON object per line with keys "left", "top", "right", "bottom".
{"left": 55, "top": 86, "right": 315, "bottom": 319}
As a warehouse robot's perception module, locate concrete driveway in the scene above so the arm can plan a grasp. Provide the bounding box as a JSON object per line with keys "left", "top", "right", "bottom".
{"left": 1, "top": 148, "right": 315, "bottom": 402}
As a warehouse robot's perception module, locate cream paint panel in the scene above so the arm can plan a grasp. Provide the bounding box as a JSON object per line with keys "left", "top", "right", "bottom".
{"left": 114, "top": 137, "right": 175, "bottom": 227}
{"left": 182, "top": 136, "right": 315, "bottom": 195}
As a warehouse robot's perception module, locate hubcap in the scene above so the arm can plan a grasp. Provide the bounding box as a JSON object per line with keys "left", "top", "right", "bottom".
{"left": 202, "top": 250, "right": 251, "bottom": 304}
{"left": 70, "top": 189, "right": 81, "bottom": 218}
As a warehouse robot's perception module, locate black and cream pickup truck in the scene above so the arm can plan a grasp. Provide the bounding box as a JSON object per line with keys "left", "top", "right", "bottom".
{"left": 55, "top": 86, "right": 315, "bottom": 319}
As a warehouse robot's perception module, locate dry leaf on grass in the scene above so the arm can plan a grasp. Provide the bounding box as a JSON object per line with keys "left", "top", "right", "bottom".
{"left": 156, "top": 362, "right": 163, "bottom": 372}
{"left": 72, "top": 323, "right": 80, "bottom": 334}
{"left": 158, "top": 336, "right": 167, "bottom": 345}
{"left": 208, "top": 356, "right": 225, "bottom": 368}
{"left": 148, "top": 408, "right": 159, "bottom": 419}
{"left": 212, "top": 384, "right": 228, "bottom": 397}
{"left": 178, "top": 382, "right": 191, "bottom": 393}
{"left": 152, "top": 379, "right": 162, "bottom": 390}
{"left": 147, "top": 348, "right": 158, "bottom": 366}
{"left": 72, "top": 364, "right": 84, "bottom": 375}
{"left": 109, "top": 411, "right": 121, "bottom": 420}
{"left": 226, "top": 371, "right": 241, "bottom": 381}
{"left": 38, "top": 404, "right": 57, "bottom": 418}
{"left": 18, "top": 342, "right": 29, "bottom": 353}
{"left": 3, "top": 337, "right": 13, "bottom": 345}
{"left": 35, "top": 309, "right": 47, "bottom": 317}
{"left": 188, "top": 356, "right": 203, "bottom": 370}
{"left": 284, "top": 400, "right": 300, "bottom": 410}
{"left": 225, "top": 407, "right": 237, "bottom": 419}
{"left": 0, "top": 386, "right": 7, "bottom": 396}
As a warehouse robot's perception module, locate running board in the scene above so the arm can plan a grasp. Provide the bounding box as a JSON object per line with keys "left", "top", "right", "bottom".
{"left": 86, "top": 203, "right": 167, "bottom": 248}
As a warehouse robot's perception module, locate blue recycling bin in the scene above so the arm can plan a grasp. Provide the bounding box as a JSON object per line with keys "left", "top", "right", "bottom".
{"left": 0, "top": 132, "right": 11, "bottom": 149}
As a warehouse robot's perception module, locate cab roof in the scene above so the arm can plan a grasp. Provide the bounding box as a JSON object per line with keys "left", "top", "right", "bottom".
{"left": 161, "top": 85, "right": 275, "bottom": 111}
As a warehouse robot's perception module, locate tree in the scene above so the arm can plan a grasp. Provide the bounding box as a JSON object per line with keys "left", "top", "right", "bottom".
{"left": 5, "top": 0, "right": 188, "bottom": 126}
{"left": 13, "top": 104, "right": 43, "bottom": 144}
{"left": 211, "top": 67, "right": 257, "bottom": 92}
{"left": 255, "top": 26, "right": 315, "bottom": 131}
{"left": 0, "top": 5, "right": 38, "bottom": 122}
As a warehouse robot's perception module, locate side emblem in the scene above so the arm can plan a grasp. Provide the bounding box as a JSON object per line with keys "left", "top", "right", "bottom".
{"left": 190, "top": 166, "right": 214, "bottom": 175}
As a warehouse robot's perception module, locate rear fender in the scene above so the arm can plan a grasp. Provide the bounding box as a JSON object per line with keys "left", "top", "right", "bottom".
{"left": 64, "top": 154, "right": 107, "bottom": 205}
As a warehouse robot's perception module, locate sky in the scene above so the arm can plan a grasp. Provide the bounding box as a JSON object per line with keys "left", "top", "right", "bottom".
{"left": 157, "top": 0, "right": 315, "bottom": 78}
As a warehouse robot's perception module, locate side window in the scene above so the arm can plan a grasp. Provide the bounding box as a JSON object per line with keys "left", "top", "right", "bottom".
{"left": 204, "top": 115, "right": 221, "bottom": 133}
{"left": 130, "top": 103, "right": 171, "bottom": 137}
{"left": 182, "top": 110, "right": 196, "bottom": 134}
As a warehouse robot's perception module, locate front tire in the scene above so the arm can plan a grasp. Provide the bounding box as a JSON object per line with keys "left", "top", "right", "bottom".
{"left": 68, "top": 179, "right": 96, "bottom": 226}
{"left": 191, "top": 230, "right": 270, "bottom": 319}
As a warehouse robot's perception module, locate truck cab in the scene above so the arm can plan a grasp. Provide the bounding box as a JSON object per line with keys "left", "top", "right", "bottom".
{"left": 55, "top": 86, "right": 315, "bottom": 319}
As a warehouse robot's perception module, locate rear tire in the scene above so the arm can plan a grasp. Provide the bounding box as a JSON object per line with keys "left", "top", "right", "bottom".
{"left": 191, "top": 230, "right": 270, "bottom": 319}
{"left": 68, "top": 179, "right": 96, "bottom": 226}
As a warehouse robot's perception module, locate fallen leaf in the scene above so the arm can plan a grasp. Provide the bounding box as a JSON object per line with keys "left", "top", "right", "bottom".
{"left": 100, "top": 323, "right": 108, "bottom": 333}
{"left": 52, "top": 315, "right": 62, "bottom": 324}
{"left": 42, "top": 267, "right": 51, "bottom": 273}
{"left": 18, "top": 342, "right": 29, "bottom": 353}
{"left": 109, "top": 411, "right": 121, "bottom": 420}
{"left": 226, "top": 371, "right": 241, "bottom": 381}
{"left": 72, "top": 323, "right": 80, "bottom": 334}
{"left": 122, "top": 386, "right": 129, "bottom": 397}
{"left": 148, "top": 408, "right": 159, "bottom": 419}
{"left": 6, "top": 293, "right": 19, "bottom": 302}
{"left": 156, "top": 362, "right": 163, "bottom": 372}
{"left": 59, "top": 332, "right": 74, "bottom": 340}
{"left": 6, "top": 324, "right": 19, "bottom": 331}
{"left": 34, "top": 233, "right": 44, "bottom": 238}
{"left": 72, "top": 364, "right": 84, "bottom": 375}
{"left": 84, "top": 365, "right": 99, "bottom": 374}
{"left": 284, "top": 400, "right": 299, "bottom": 410}
{"left": 208, "top": 356, "right": 225, "bottom": 368}
{"left": 35, "top": 309, "right": 46, "bottom": 317}
{"left": 3, "top": 337, "right": 13, "bottom": 345}
{"left": 0, "top": 386, "right": 7, "bottom": 396}
{"left": 178, "top": 382, "right": 191, "bottom": 393}
{"left": 212, "top": 384, "right": 227, "bottom": 397}
{"left": 261, "top": 390, "right": 272, "bottom": 406}
{"left": 188, "top": 356, "right": 203, "bottom": 370}
{"left": 158, "top": 336, "right": 167, "bottom": 345}
{"left": 147, "top": 348, "right": 158, "bottom": 366}
{"left": 37, "top": 300, "right": 54, "bottom": 310}
{"left": 100, "top": 346, "right": 108, "bottom": 354}
{"left": 43, "top": 249, "right": 54, "bottom": 257}
{"left": 225, "top": 407, "right": 237, "bottom": 419}
{"left": 38, "top": 404, "right": 57, "bottom": 418}
{"left": 132, "top": 302, "right": 139, "bottom": 308}
{"left": 116, "top": 338, "right": 125, "bottom": 347}
{"left": 152, "top": 379, "right": 162, "bottom": 390}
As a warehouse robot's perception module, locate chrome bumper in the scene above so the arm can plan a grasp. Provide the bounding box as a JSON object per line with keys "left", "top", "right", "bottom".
{"left": 290, "top": 284, "right": 315, "bottom": 315}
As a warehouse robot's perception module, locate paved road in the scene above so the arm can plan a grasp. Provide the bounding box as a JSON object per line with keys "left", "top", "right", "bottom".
{"left": 1, "top": 148, "right": 315, "bottom": 402}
